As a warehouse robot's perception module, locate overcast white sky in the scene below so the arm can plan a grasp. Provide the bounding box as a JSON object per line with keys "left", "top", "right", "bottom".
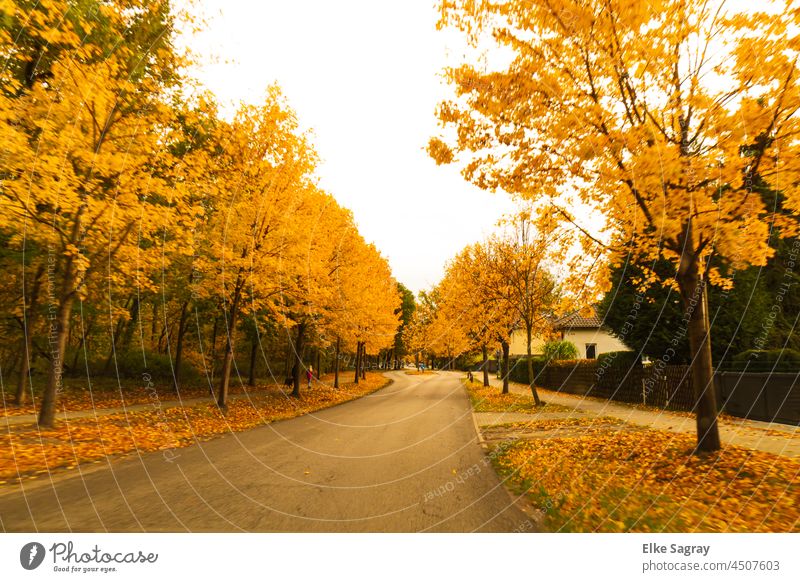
{"left": 183, "top": 0, "right": 517, "bottom": 294}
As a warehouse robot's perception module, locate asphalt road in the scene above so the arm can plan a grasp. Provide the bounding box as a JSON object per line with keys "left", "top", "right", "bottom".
{"left": 0, "top": 371, "right": 531, "bottom": 532}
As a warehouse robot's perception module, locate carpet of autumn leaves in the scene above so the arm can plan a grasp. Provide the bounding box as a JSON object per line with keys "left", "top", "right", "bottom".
{"left": 491, "top": 418, "right": 800, "bottom": 532}
{"left": 466, "top": 380, "right": 574, "bottom": 414}
{"left": 0, "top": 373, "right": 390, "bottom": 484}
{"left": 1, "top": 376, "right": 292, "bottom": 417}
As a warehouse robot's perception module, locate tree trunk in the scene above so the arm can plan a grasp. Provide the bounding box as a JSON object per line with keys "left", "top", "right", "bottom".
{"left": 103, "top": 297, "right": 132, "bottom": 374}
{"left": 15, "top": 264, "right": 44, "bottom": 406}
{"left": 354, "top": 342, "right": 362, "bottom": 384}
{"left": 291, "top": 322, "right": 306, "bottom": 397}
{"left": 248, "top": 334, "right": 258, "bottom": 387}
{"left": 70, "top": 322, "right": 90, "bottom": 373}
{"left": 481, "top": 344, "right": 489, "bottom": 387}
{"left": 284, "top": 336, "right": 293, "bottom": 378}
{"left": 173, "top": 298, "right": 190, "bottom": 392}
{"left": 525, "top": 325, "right": 542, "bottom": 405}
{"left": 500, "top": 340, "right": 510, "bottom": 394}
{"left": 38, "top": 260, "right": 77, "bottom": 428}
{"left": 676, "top": 253, "right": 721, "bottom": 453}
{"left": 120, "top": 296, "right": 140, "bottom": 353}
{"left": 209, "top": 315, "right": 219, "bottom": 390}
{"left": 361, "top": 349, "right": 367, "bottom": 380}
{"left": 150, "top": 300, "right": 158, "bottom": 350}
{"left": 217, "top": 283, "right": 243, "bottom": 408}
{"left": 334, "top": 337, "right": 340, "bottom": 388}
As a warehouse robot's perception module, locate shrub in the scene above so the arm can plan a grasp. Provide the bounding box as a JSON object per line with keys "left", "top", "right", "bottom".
{"left": 542, "top": 340, "right": 579, "bottom": 361}
{"left": 89, "top": 350, "right": 200, "bottom": 383}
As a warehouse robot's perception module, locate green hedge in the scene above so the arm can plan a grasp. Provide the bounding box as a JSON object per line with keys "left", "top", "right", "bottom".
{"left": 504, "top": 351, "right": 641, "bottom": 386}
{"left": 506, "top": 356, "right": 547, "bottom": 385}
{"left": 728, "top": 349, "right": 800, "bottom": 371}
{"left": 596, "top": 350, "right": 641, "bottom": 371}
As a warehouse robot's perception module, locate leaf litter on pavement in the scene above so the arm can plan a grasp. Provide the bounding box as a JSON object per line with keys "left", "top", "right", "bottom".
{"left": 490, "top": 418, "right": 800, "bottom": 532}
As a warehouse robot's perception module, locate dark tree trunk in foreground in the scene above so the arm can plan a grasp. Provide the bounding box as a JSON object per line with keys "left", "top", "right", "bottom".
{"left": 676, "top": 244, "right": 721, "bottom": 453}
{"left": 38, "top": 248, "right": 79, "bottom": 427}
{"left": 334, "top": 337, "right": 340, "bottom": 388}
{"left": 361, "top": 350, "right": 367, "bottom": 379}
{"left": 481, "top": 344, "right": 489, "bottom": 387}
{"left": 292, "top": 322, "right": 306, "bottom": 397}
{"left": 500, "top": 340, "right": 510, "bottom": 395}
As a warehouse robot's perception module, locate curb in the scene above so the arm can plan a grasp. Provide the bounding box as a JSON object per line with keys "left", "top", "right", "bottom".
{"left": 461, "top": 377, "right": 545, "bottom": 531}
{"left": 470, "top": 406, "right": 487, "bottom": 448}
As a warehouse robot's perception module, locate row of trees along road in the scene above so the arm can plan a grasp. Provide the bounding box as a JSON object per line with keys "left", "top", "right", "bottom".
{"left": 0, "top": 0, "right": 401, "bottom": 427}
{"left": 429, "top": 0, "right": 800, "bottom": 452}
{"left": 404, "top": 210, "right": 596, "bottom": 400}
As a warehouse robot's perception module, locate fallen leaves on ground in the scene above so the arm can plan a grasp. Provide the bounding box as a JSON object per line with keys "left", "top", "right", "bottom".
{"left": 465, "top": 379, "right": 574, "bottom": 413}
{"left": 2, "top": 376, "right": 303, "bottom": 417}
{"left": 491, "top": 420, "right": 800, "bottom": 532}
{"left": 0, "top": 373, "right": 390, "bottom": 484}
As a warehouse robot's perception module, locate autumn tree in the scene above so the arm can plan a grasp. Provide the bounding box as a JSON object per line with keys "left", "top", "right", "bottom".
{"left": 0, "top": 0, "right": 189, "bottom": 427}
{"left": 432, "top": 0, "right": 800, "bottom": 451}
{"left": 420, "top": 285, "right": 472, "bottom": 369}
{"left": 392, "top": 283, "right": 416, "bottom": 368}
{"left": 278, "top": 190, "right": 362, "bottom": 397}
{"left": 437, "top": 245, "right": 500, "bottom": 386}
{"left": 193, "top": 88, "right": 319, "bottom": 407}
{"left": 347, "top": 244, "right": 401, "bottom": 380}
{"left": 487, "top": 214, "right": 566, "bottom": 403}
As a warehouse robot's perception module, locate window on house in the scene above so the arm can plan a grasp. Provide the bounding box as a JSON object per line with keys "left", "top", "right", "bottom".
{"left": 585, "top": 344, "right": 597, "bottom": 359}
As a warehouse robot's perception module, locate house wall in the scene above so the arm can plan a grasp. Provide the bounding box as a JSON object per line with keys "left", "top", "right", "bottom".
{"left": 508, "top": 327, "right": 630, "bottom": 358}
{"left": 561, "top": 328, "right": 630, "bottom": 358}
{"left": 508, "top": 331, "right": 548, "bottom": 357}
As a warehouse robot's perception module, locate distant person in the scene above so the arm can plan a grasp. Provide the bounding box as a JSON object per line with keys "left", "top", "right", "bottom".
{"left": 307, "top": 366, "right": 313, "bottom": 388}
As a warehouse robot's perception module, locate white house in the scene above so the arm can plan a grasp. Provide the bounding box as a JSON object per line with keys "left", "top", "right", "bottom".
{"left": 509, "top": 307, "right": 629, "bottom": 359}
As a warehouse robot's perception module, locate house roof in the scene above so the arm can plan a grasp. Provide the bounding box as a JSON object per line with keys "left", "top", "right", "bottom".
{"left": 554, "top": 307, "right": 603, "bottom": 330}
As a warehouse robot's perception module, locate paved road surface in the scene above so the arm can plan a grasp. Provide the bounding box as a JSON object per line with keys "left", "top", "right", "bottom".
{"left": 0, "top": 372, "right": 530, "bottom": 532}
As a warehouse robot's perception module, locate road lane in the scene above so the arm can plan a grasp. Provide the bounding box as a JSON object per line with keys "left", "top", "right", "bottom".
{"left": 0, "top": 371, "right": 531, "bottom": 532}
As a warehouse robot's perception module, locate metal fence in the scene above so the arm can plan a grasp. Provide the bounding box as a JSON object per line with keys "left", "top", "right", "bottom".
{"left": 507, "top": 357, "right": 800, "bottom": 425}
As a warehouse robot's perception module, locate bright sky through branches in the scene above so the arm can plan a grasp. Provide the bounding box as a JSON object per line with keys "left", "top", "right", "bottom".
{"left": 183, "top": 0, "right": 517, "bottom": 293}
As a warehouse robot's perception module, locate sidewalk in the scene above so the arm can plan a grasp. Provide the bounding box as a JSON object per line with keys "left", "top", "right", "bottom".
{"left": 479, "top": 376, "right": 800, "bottom": 458}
